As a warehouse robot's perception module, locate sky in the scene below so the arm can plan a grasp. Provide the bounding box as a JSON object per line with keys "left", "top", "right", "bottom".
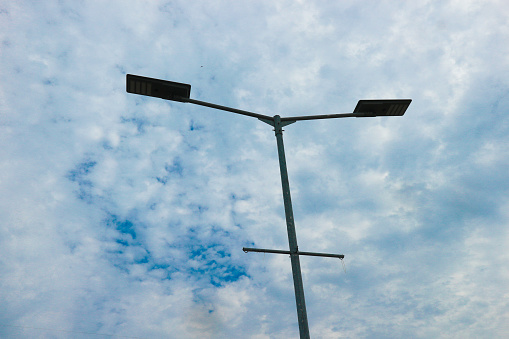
{"left": 1, "top": 0, "right": 509, "bottom": 338}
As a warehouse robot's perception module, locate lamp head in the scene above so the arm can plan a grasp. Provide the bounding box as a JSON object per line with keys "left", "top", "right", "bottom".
{"left": 354, "top": 99, "right": 411, "bottom": 117}
{"left": 126, "top": 74, "right": 191, "bottom": 102}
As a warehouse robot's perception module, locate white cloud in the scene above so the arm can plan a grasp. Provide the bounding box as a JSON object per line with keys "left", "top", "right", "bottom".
{"left": 1, "top": 0, "right": 509, "bottom": 338}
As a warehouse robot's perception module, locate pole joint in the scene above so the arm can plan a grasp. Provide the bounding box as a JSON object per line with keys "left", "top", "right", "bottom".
{"left": 274, "top": 115, "right": 283, "bottom": 135}
{"left": 272, "top": 115, "right": 296, "bottom": 135}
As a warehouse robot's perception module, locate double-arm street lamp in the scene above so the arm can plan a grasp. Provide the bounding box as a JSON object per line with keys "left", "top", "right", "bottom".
{"left": 126, "top": 74, "right": 411, "bottom": 339}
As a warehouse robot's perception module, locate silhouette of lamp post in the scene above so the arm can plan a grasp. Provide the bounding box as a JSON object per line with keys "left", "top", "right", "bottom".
{"left": 126, "top": 74, "right": 411, "bottom": 339}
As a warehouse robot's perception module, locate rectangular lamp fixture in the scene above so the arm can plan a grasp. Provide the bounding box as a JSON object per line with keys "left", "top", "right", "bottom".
{"left": 354, "top": 99, "right": 412, "bottom": 116}
{"left": 126, "top": 74, "right": 191, "bottom": 102}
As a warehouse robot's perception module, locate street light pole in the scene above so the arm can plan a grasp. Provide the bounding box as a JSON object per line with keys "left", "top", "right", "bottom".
{"left": 273, "top": 114, "right": 309, "bottom": 338}
{"left": 126, "top": 74, "right": 411, "bottom": 338}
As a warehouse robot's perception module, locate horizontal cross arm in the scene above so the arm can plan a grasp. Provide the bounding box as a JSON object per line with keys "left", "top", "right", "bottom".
{"left": 184, "top": 98, "right": 273, "bottom": 121}
{"left": 243, "top": 247, "right": 344, "bottom": 259}
{"left": 280, "top": 113, "right": 365, "bottom": 121}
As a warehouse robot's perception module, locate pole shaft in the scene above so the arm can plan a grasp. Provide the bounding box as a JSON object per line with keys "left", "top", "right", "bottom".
{"left": 273, "top": 115, "right": 310, "bottom": 339}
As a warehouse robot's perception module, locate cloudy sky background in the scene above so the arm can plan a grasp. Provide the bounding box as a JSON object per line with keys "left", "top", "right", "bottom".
{"left": 1, "top": 0, "right": 509, "bottom": 338}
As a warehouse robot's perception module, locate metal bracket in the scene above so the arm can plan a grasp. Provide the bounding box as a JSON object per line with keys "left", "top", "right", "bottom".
{"left": 258, "top": 117, "right": 275, "bottom": 126}
{"left": 279, "top": 120, "right": 296, "bottom": 128}
{"left": 258, "top": 118, "right": 296, "bottom": 128}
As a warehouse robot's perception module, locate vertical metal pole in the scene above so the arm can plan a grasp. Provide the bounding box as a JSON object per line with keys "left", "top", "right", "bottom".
{"left": 273, "top": 115, "right": 310, "bottom": 339}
